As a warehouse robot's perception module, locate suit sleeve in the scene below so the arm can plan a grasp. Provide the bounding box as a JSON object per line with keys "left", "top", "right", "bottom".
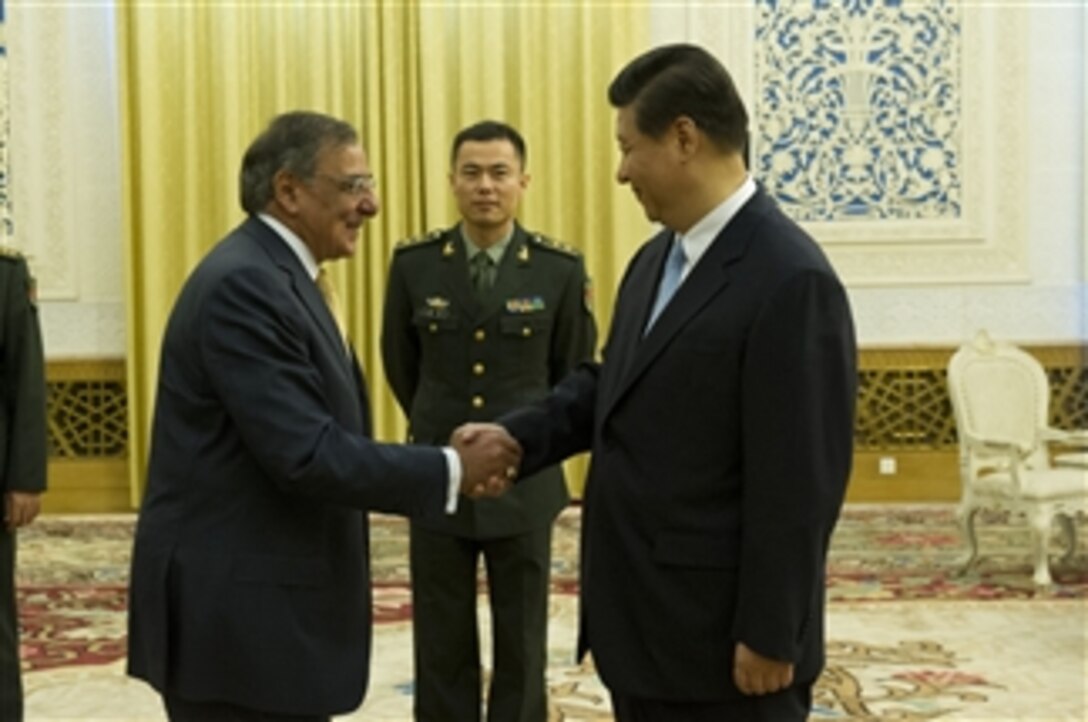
{"left": 199, "top": 265, "right": 447, "bottom": 518}
{"left": 2, "top": 258, "right": 47, "bottom": 494}
{"left": 732, "top": 268, "right": 856, "bottom": 662}
{"left": 499, "top": 361, "right": 598, "bottom": 478}
{"left": 548, "top": 256, "right": 597, "bottom": 384}
{"left": 380, "top": 254, "right": 421, "bottom": 417}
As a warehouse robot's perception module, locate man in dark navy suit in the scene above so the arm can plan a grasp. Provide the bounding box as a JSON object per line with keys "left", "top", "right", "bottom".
{"left": 127, "top": 111, "right": 519, "bottom": 722}
{"left": 464, "top": 45, "right": 857, "bottom": 721}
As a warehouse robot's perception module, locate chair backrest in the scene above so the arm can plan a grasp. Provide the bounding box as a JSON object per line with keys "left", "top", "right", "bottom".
{"left": 948, "top": 330, "right": 1052, "bottom": 471}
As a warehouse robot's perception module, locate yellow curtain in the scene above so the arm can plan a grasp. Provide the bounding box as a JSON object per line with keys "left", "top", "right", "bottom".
{"left": 120, "top": 0, "right": 649, "bottom": 505}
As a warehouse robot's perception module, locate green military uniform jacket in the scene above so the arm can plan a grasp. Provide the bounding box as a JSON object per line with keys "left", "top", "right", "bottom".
{"left": 0, "top": 249, "right": 47, "bottom": 497}
{"left": 381, "top": 224, "right": 596, "bottom": 538}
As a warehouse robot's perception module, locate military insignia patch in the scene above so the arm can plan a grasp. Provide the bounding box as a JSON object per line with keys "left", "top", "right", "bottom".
{"left": 506, "top": 296, "right": 546, "bottom": 314}
{"left": 583, "top": 279, "right": 594, "bottom": 314}
{"left": 424, "top": 296, "right": 451, "bottom": 316}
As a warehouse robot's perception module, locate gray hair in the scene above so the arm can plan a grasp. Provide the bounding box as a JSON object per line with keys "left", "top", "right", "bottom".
{"left": 239, "top": 111, "right": 358, "bottom": 214}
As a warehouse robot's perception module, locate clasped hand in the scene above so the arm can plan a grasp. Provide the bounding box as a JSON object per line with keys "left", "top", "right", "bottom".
{"left": 451, "top": 423, "right": 521, "bottom": 500}
{"left": 4, "top": 491, "right": 41, "bottom": 532}
{"left": 733, "top": 641, "right": 794, "bottom": 696}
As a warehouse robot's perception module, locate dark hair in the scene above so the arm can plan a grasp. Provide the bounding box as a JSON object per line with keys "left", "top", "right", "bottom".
{"left": 450, "top": 120, "right": 527, "bottom": 169}
{"left": 608, "top": 44, "right": 748, "bottom": 154}
{"left": 239, "top": 111, "right": 358, "bottom": 214}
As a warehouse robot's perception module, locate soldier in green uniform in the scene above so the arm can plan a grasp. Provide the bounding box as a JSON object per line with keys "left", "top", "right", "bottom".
{"left": 381, "top": 121, "right": 596, "bottom": 722}
{"left": 0, "top": 248, "right": 47, "bottom": 722}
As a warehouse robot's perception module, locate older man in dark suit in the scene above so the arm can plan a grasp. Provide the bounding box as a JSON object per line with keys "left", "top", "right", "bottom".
{"left": 462, "top": 45, "right": 857, "bottom": 721}
{"left": 0, "top": 249, "right": 47, "bottom": 722}
{"left": 126, "top": 111, "right": 519, "bottom": 722}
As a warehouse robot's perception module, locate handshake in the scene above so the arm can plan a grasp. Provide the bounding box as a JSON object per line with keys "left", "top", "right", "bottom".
{"left": 451, "top": 423, "right": 522, "bottom": 500}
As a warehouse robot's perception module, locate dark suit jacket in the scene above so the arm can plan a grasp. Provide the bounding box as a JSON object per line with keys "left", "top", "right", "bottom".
{"left": 501, "top": 188, "right": 857, "bottom": 701}
{"left": 381, "top": 224, "right": 596, "bottom": 538}
{"left": 126, "top": 217, "right": 449, "bottom": 716}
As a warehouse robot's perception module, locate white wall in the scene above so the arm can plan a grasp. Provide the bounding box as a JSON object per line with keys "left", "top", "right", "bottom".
{"left": 10, "top": 2, "right": 124, "bottom": 359}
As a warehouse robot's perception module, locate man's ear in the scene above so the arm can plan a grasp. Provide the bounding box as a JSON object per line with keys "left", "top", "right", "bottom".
{"left": 673, "top": 115, "right": 701, "bottom": 160}
{"left": 272, "top": 169, "right": 302, "bottom": 215}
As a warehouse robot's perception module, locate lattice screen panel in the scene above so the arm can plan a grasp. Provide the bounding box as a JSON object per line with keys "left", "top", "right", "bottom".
{"left": 46, "top": 361, "right": 127, "bottom": 458}
{"left": 42, "top": 350, "right": 1083, "bottom": 460}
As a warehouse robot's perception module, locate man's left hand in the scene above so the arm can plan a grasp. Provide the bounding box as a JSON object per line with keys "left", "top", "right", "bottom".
{"left": 733, "top": 641, "right": 794, "bottom": 696}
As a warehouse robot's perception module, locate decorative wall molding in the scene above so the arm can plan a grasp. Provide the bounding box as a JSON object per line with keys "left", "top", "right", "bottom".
{"left": 756, "top": 1, "right": 964, "bottom": 223}
{"left": 7, "top": 2, "right": 76, "bottom": 297}
{"left": 751, "top": 1, "right": 1028, "bottom": 286}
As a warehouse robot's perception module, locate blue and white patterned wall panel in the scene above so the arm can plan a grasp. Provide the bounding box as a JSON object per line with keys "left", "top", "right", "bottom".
{"left": 755, "top": 0, "right": 961, "bottom": 223}
{"left": 0, "top": 0, "right": 9, "bottom": 240}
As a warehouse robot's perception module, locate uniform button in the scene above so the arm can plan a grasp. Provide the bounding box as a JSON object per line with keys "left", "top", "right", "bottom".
{"left": 474, "top": 329, "right": 486, "bottom": 342}
{"left": 522, "top": 326, "right": 532, "bottom": 338}
{"left": 472, "top": 395, "right": 485, "bottom": 409}
{"left": 428, "top": 322, "right": 438, "bottom": 333}
{"left": 473, "top": 362, "right": 485, "bottom": 376}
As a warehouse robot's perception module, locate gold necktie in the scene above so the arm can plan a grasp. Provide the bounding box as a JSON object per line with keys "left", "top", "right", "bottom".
{"left": 316, "top": 267, "right": 348, "bottom": 344}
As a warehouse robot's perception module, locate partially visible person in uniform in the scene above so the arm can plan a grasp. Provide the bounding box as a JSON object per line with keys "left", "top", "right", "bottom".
{"left": 0, "top": 248, "right": 47, "bottom": 722}
{"left": 381, "top": 120, "right": 597, "bottom": 722}
{"left": 126, "top": 111, "right": 518, "bottom": 722}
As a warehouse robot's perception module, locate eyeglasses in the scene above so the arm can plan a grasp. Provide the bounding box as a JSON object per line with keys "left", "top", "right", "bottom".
{"left": 313, "top": 173, "right": 378, "bottom": 198}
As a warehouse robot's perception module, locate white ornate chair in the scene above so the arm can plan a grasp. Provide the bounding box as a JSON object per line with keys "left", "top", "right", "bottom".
{"left": 947, "top": 330, "right": 1088, "bottom": 586}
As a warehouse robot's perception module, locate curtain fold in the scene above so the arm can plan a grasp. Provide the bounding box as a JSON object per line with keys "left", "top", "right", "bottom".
{"left": 121, "top": 0, "right": 649, "bottom": 504}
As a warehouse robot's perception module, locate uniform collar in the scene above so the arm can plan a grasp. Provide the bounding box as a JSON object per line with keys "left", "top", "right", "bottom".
{"left": 460, "top": 224, "right": 514, "bottom": 265}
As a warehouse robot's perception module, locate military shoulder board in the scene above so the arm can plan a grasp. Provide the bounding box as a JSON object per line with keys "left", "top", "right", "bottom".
{"left": 0, "top": 245, "right": 26, "bottom": 261}
{"left": 529, "top": 233, "right": 581, "bottom": 257}
{"left": 394, "top": 229, "right": 445, "bottom": 251}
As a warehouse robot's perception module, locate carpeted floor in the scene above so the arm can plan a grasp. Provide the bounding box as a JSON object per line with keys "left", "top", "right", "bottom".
{"left": 15, "top": 504, "right": 1088, "bottom": 721}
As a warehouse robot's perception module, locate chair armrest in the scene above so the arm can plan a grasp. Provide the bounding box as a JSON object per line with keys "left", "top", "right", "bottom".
{"left": 1040, "top": 427, "right": 1088, "bottom": 445}
{"left": 961, "top": 433, "right": 1030, "bottom": 458}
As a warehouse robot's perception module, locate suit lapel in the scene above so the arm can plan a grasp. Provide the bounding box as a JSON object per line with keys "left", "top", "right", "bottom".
{"left": 598, "top": 230, "right": 671, "bottom": 414}
{"left": 601, "top": 190, "right": 770, "bottom": 421}
{"left": 246, "top": 217, "right": 356, "bottom": 382}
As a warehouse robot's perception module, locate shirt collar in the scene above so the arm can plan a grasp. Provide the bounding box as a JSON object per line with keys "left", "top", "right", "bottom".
{"left": 460, "top": 224, "right": 514, "bottom": 264}
{"left": 675, "top": 175, "right": 757, "bottom": 276}
{"left": 258, "top": 212, "right": 320, "bottom": 280}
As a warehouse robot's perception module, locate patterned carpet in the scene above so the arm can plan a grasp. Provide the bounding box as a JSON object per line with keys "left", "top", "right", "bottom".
{"left": 15, "top": 504, "right": 1088, "bottom": 721}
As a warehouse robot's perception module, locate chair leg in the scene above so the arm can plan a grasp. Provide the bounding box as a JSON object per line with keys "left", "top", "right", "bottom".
{"left": 1029, "top": 509, "right": 1054, "bottom": 587}
{"left": 1057, "top": 514, "right": 1077, "bottom": 563}
{"left": 956, "top": 504, "right": 980, "bottom": 575}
